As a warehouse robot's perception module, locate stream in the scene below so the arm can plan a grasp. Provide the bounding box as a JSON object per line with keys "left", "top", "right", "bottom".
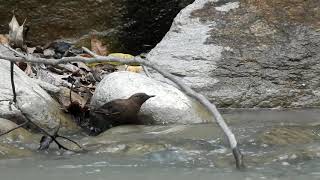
{"left": 0, "top": 109, "right": 320, "bottom": 180}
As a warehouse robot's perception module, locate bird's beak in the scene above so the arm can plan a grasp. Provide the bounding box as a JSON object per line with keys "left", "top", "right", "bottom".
{"left": 148, "top": 95, "right": 156, "bottom": 98}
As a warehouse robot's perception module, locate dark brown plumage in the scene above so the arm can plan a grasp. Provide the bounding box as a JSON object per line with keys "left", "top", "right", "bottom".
{"left": 89, "top": 93, "right": 155, "bottom": 135}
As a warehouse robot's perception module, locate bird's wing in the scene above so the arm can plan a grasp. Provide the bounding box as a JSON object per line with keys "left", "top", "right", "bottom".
{"left": 94, "top": 100, "right": 126, "bottom": 116}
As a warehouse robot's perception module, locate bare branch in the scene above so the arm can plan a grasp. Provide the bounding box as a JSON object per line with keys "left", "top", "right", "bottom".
{"left": 0, "top": 44, "right": 244, "bottom": 168}
{"left": 3, "top": 44, "right": 22, "bottom": 104}
{"left": 4, "top": 44, "right": 26, "bottom": 57}
{"left": 37, "top": 119, "right": 85, "bottom": 152}
{"left": 142, "top": 64, "right": 151, "bottom": 77}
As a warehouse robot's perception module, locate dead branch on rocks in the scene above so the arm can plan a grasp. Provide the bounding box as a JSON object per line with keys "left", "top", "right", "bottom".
{"left": 0, "top": 44, "right": 244, "bottom": 169}
{"left": 38, "top": 120, "right": 85, "bottom": 152}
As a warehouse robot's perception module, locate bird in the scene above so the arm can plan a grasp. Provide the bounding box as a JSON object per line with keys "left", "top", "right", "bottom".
{"left": 89, "top": 93, "right": 155, "bottom": 135}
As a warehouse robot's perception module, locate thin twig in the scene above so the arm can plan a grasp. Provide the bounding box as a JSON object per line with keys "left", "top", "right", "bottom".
{"left": 0, "top": 119, "right": 29, "bottom": 136}
{"left": 40, "top": 119, "right": 85, "bottom": 152}
{"left": 10, "top": 62, "right": 16, "bottom": 103}
{"left": 142, "top": 65, "right": 151, "bottom": 77}
{"left": 4, "top": 44, "right": 26, "bottom": 58}
{"left": 4, "top": 44, "right": 22, "bottom": 104}
{"left": 27, "top": 118, "right": 75, "bottom": 152}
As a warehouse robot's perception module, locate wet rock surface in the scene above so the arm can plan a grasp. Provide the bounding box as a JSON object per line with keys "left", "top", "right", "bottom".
{"left": 258, "top": 126, "right": 319, "bottom": 145}
{"left": 147, "top": 0, "right": 320, "bottom": 108}
{"left": 0, "top": 143, "right": 34, "bottom": 159}
{"left": 0, "top": 118, "right": 38, "bottom": 159}
{"left": 0, "top": 118, "right": 35, "bottom": 143}
{"left": 90, "top": 71, "right": 213, "bottom": 124}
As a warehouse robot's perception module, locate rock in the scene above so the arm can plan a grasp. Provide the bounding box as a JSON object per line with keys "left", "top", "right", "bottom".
{"left": 43, "top": 48, "right": 55, "bottom": 57}
{"left": 90, "top": 71, "right": 212, "bottom": 124}
{"left": 45, "top": 41, "right": 71, "bottom": 55}
{"left": 258, "top": 126, "right": 319, "bottom": 145}
{"left": 0, "top": 118, "right": 36, "bottom": 143}
{"left": 0, "top": 143, "right": 34, "bottom": 159}
{"left": 37, "top": 69, "right": 71, "bottom": 87}
{"left": 0, "top": 118, "right": 39, "bottom": 159}
{"left": 0, "top": 101, "right": 25, "bottom": 124}
{"left": 31, "top": 79, "right": 61, "bottom": 95}
{"left": 0, "top": 46, "right": 79, "bottom": 132}
{"left": 147, "top": 0, "right": 320, "bottom": 108}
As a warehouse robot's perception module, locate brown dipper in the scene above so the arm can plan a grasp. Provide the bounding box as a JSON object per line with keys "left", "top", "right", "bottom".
{"left": 89, "top": 93, "right": 155, "bottom": 135}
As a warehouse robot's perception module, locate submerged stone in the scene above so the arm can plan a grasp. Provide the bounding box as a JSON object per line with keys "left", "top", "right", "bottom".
{"left": 81, "top": 124, "right": 222, "bottom": 158}
{"left": 0, "top": 118, "right": 35, "bottom": 143}
{"left": 258, "top": 126, "right": 319, "bottom": 145}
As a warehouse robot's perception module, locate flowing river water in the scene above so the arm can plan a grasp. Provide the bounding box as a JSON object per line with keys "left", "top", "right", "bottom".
{"left": 1, "top": 109, "right": 320, "bottom": 180}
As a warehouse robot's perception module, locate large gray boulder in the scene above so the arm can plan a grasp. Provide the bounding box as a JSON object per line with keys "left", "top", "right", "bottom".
{"left": 0, "top": 47, "right": 78, "bottom": 132}
{"left": 90, "top": 71, "right": 212, "bottom": 124}
{"left": 147, "top": 0, "right": 320, "bottom": 108}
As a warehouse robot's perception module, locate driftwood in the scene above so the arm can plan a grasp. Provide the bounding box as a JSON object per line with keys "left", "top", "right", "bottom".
{"left": 0, "top": 44, "right": 244, "bottom": 169}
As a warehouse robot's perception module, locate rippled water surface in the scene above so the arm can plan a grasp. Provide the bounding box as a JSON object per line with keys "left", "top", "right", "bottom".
{"left": 1, "top": 156, "right": 320, "bottom": 180}
{"left": 1, "top": 109, "right": 320, "bottom": 180}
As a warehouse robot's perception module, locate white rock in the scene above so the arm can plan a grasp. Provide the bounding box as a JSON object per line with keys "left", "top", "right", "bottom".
{"left": 90, "top": 71, "right": 213, "bottom": 124}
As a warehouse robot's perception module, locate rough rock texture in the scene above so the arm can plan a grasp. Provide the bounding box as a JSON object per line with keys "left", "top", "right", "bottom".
{"left": 90, "top": 71, "right": 212, "bottom": 124}
{"left": 0, "top": 47, "right": 78, "bottom": 132}
{"left": 147, "top": 0, "right": 320, "bottom": 108}
{"left": 0, "top": 0, "right": 193, "bottom": 54}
